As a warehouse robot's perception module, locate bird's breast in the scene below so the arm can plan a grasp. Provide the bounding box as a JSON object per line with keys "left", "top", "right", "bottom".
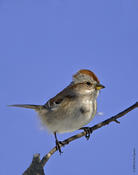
{"left": 74, "top": 97, "right": 96, "bottom": 124}
{"left": 37, "top": 97, "right": 97, "bottom": 133}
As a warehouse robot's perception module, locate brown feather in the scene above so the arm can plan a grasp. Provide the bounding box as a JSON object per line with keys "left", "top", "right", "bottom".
{"left": 74, "top": 69, "right": 100, "bottom": 83}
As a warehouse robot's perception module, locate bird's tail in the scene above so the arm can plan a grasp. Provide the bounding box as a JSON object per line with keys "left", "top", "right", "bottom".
{"left": 8, "top": 104, "right": 45, "bottom": 110}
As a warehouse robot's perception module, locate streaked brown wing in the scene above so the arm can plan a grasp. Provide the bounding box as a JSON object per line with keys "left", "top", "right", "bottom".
{"left": 44, "top": 84, "right": 76, "bottom": 110}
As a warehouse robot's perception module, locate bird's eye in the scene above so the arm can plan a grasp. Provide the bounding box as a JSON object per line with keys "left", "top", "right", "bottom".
{"left": 86, "top": 82, "right": 92, "bottom": 86}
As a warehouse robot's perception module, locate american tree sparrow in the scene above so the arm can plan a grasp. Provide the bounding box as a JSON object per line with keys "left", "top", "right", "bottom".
{"left": 9, "top": 69, "right": 105, "bottom": 153}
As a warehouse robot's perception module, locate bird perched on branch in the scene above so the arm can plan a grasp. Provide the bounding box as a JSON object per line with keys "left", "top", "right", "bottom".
{"left": 9, "top": 69, "right": 105, "bottom": 153}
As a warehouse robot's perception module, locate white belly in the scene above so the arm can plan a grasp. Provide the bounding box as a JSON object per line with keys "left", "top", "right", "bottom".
{"left": 38, "top": 98, "right": 97, "bottom": 134}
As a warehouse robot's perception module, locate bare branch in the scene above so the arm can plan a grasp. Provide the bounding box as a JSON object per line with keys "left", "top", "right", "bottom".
{"left": 41, "top": 102, "right": 138, "bottom": 166}
{"left": 23, "top": 102, "right": 138, "bottom": 174}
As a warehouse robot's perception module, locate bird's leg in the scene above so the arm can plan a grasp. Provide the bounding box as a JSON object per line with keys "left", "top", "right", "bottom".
{"left": 79, "top": 127, "right": 93, "bottom": 140}
{"left": 54, "top": 132, "right": 63, "bottom": 154}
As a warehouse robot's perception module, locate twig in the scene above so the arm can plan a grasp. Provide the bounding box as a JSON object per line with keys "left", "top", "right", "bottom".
{"left": 41, "top": 102, "right": 138, "bottom": 166}
{"left": 23, "top": 102, "right": 138, "bottom": 174}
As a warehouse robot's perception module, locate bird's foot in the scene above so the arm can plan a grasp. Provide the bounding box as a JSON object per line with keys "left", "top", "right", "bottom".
{"left": 54, "top": 132, "right": 64, "bottom": 154}
{"left": 80, "top": 127, "right": 93, "bottom": 140}
{"left": 55, "top": 140, "right": 64, "bottom": 154}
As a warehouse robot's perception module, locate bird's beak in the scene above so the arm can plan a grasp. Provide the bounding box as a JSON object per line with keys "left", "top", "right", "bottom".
{"left": 95, "top": 83, "right": 105, "bottom": 90}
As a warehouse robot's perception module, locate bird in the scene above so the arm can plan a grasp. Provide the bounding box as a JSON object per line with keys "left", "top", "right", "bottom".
{"left": 9, "top": 69, "right": 105, "bottom": 153}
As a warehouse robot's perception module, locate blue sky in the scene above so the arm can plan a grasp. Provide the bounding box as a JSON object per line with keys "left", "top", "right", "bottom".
{"left": 0, "top": 0, "right": 138, "bottom": 174}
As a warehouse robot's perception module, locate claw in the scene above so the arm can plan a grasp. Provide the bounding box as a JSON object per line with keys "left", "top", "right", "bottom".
{"left": 56, "top": 140, "right": 63, "bottom": 154}
{"left": 80, "top": 127, "right": 92, "bottom": 140}
{"left": 54, "top": 132, "right": 63, "bottom": 154}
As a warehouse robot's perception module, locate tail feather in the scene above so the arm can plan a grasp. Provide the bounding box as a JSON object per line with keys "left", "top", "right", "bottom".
{"left": 8, "top": 104, "right": 44, "bottom": 110}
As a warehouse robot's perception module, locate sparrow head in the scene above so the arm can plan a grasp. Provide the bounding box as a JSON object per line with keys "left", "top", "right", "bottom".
{"left": 72, "top": 69, "right": 105, "bottom": 95}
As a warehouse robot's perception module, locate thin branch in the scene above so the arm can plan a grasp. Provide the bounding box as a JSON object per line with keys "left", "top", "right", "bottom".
{"left": 23, "top": 102, "right": 138, "bottom": 175}
{"left": 41, "top": 102, "right": 138, "bottom": 166}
